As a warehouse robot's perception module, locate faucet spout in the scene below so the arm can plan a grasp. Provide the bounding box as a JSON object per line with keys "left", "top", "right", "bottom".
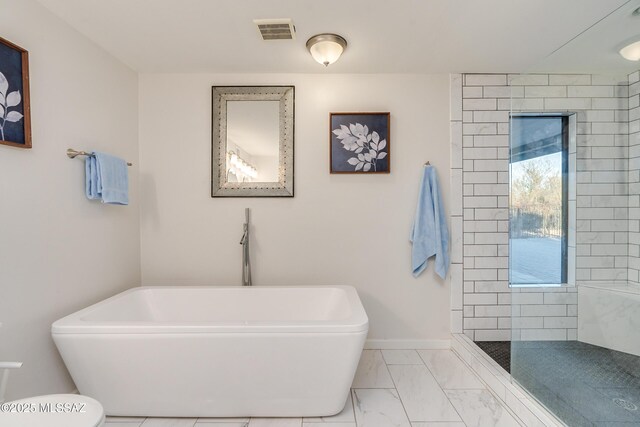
{"left": 240, "top": 208, "right": 252, "bottom": 286}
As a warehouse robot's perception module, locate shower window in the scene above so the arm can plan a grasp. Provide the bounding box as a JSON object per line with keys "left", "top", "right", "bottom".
{"left": 509, "top": 115, "right": 569, "bottom": 285}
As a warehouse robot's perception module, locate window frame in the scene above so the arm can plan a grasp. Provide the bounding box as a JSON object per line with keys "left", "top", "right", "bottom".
{"left": 509, "top": 114, "right": 571, "bottom": 287}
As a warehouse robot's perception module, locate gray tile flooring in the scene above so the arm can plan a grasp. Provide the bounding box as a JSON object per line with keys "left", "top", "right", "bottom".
{"left": 512, "top": 341, "right": 640, "bottom": 427}
{"left": 105, "top": 350, "right": 522, "bottom": 427}
{"left": 475, "top": 340, "right": 640, "bottom": 427}
{"left": 475, "top": 341, "right": 511, "bottom": 373}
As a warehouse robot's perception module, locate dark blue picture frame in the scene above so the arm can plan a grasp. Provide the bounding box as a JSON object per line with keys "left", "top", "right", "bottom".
{"left": 0, "top": 37, "right": 31, "bottom": 149}
{"left": 330, "top": 112, "right": 390, "bottom": 174}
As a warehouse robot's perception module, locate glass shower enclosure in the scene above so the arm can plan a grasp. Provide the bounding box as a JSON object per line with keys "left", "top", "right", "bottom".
{"left": 506, "top": 3, "right": 640, "bottom": 425}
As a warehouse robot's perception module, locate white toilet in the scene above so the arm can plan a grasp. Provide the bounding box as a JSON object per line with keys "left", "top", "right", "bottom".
{"left": 0, "top": 361, "right": 105, "bottom": 427}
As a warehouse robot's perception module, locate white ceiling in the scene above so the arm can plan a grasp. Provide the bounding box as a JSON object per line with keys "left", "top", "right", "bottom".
{"left": 36, "top": 0, "right": 636, "bottom": 73}
{"left": 533, "top": 0, "right": 640, "bottom": 74}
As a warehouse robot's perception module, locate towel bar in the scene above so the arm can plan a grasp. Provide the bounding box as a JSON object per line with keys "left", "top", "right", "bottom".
{"left": 67, "top": 148, "right": 132, "bottom": 166}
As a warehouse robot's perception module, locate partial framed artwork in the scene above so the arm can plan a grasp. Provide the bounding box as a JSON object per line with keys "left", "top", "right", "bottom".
{"left": 0, "top": 37, "right": 31, "bottom": 149}
{"left": 330, "top": 112, "right": 390, "bottom": 174}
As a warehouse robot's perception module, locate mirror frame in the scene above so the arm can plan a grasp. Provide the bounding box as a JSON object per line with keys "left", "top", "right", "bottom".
{"left": 211, "top": 85, "right": 295, "bottom": 197}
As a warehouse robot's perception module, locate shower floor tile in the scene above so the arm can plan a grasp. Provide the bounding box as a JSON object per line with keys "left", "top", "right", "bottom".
{"left": 475, "top": 339, "right": 640, "bottom": 427}
{"left": 475, "top": 341, "right": 511, "bottom": 373}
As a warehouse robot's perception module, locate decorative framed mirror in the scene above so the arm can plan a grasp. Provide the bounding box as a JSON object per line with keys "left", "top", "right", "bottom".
{"left": 211, "top": 86, "right": 294, "bottom": 197}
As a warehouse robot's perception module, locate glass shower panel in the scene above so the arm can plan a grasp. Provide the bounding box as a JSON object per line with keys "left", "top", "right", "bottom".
{"left": 455, "top": 3, "right": 640, "bottom": 426}
{"left": 508, "top": 70, "right": 640, "bottom": 427}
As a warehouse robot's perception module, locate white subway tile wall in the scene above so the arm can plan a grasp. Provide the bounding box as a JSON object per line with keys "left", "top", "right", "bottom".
{"left": 629, "top": 70, "right": 640, "bottom": 284}
{"left": 450, "top": 73, "right": 634, "bottom": 340}
{"left": 450, "top": 74, "right": 464, "bottom": 334}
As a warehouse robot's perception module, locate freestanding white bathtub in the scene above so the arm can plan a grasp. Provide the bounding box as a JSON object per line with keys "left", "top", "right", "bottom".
{"left": 52, "top": 286, "right": 368, "bottom": 417}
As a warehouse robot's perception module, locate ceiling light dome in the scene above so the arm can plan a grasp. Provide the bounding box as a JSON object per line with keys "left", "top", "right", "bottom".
{"left": 620, "top": 40, "right": 640, "bottom": 61}
{"left": 306, "top": 34, "right": 347, "bottom": 66}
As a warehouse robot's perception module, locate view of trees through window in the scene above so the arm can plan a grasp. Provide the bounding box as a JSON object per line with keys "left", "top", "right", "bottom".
{"left": 510, "top": 116, "right": 567, "bottom": 285}
{"left": 511, "top": 153, "right": 563, "bottom": 239}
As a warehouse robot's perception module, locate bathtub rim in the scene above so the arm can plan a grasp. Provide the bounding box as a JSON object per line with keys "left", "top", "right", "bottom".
{"left": 51, "top": 285, "right": 369, "bottom": 335}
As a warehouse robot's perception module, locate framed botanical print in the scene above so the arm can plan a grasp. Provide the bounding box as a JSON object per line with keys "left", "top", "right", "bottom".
{"left": 330, "top": 112, "right": 389, "bottom": 174}
{"left": 0, "top": 37, "right": 31, "bottom": 148}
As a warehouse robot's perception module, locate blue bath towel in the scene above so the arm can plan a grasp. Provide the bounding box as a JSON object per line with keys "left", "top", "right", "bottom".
{"left": 410, "top": 165, "right": 449, "bottom": 279}
{"left": 85, "top": 152, "right": 129, "bottom": 205}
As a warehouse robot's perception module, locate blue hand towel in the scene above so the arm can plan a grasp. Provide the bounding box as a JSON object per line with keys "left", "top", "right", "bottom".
{"left": 85, "top": 152, "right": 129, "bottom": 205}
{"left": 410, "top": 165, "right": 449, "bottom": 279}
{"left": 85, "top": 156, "right": 100, "bottom": 201}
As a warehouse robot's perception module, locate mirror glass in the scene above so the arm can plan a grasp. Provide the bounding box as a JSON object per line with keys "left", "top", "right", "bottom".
{"left": 226, "top": 101, "right": 279, "bottom": 183}
{"left": 212, "top": 86, "right": 294, "bottom": 197}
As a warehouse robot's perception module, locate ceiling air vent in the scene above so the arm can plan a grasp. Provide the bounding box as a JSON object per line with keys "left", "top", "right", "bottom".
{"left": 254, "top": 19, "right": 296, "bottom": 41}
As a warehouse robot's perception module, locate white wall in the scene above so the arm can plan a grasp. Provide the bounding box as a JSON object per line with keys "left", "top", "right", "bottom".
{"left": 0, "top": 0, "right": 140, "bottom": 399}
{"left": 139, "top": 73, "right": 451, "bottom": 343}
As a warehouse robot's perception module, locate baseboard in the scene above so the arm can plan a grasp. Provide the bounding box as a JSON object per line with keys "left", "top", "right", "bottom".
{"left": 364, "top": 339, "right": 451, "bottom": 350}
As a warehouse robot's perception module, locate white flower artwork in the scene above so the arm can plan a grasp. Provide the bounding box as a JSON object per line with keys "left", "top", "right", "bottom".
{"left": 332, "top": 122, "right": 388, "bottom": 172}
{"left": 0, "top": 70, "right": 24, "bottom": 141}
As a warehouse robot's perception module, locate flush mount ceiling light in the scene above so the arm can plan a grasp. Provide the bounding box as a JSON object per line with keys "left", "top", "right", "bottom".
{"left": 306, "top": 34, "right": 347, "bottom": 67}
{"left": 620, "top": 40, "right": 640, "bottom": 61}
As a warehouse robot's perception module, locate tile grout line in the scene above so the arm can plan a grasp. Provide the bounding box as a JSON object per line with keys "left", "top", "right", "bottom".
{"left": 381, "top": 350, "right": 415, "bottom": 426}
{"left": 415, "top": 350, "right": 468, "bottom": 426}
{"left": 348, "top": 387, "right": 356, "bottom": 426}
{"left": 350, "top": 387, "right": 399, "bottom": 390}
{"left": 417, "top": 350, "right": 486, "bottom": 391}
{"left": 411, "top": 349, "right": 469, "bottom": 426}
{"left": 351, "top": 388, "right": 362, "bottom": 427}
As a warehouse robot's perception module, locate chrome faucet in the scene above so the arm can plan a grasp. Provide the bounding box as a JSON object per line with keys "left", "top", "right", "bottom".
{"left": 240, "top": 208, "right": 252, "bottom": 286}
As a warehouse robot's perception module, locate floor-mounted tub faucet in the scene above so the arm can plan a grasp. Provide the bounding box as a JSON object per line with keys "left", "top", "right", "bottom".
{"left": 240, "top": 208, "right": 252, "bottom": 286}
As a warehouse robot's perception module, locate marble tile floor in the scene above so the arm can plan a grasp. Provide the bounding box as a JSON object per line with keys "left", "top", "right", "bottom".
{"left": 105, "top": 349, "right": 523, "bottom": 427}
